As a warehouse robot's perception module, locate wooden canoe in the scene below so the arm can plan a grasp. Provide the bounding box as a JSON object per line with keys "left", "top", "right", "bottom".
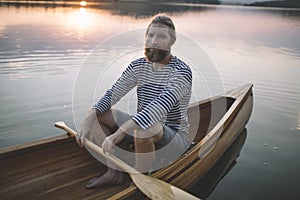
{"left": 0, "top": 84, "right": 253, "bottom": 200}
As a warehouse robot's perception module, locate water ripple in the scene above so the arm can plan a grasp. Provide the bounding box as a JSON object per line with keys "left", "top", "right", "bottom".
{"left": 0, "top": 49, "right": 89, "bottom": 78}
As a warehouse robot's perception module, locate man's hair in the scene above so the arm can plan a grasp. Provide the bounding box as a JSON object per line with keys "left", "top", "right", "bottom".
{"left": 149, "top": 14, "right": 175, "bottom": 30}
{"left": 146, "top": 14, "right": 176, "bottom": 40}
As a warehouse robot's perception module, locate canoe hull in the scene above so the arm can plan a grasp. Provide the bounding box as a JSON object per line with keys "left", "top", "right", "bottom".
{"left": 174, "top": 90, "right": 253, "bottom": 189}
{"left": 0, "top": 84, "right": 253, "bottom": 200}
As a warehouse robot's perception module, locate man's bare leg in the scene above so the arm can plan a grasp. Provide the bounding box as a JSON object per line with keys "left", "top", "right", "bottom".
{"left": 85, "top": 109, "right": 124, "bottom": 189}
{"left": 134, "top": 124, "right": 163, "bottom": 173}
{"left": 85, "top": 110, "right": 163, "bottom": 188}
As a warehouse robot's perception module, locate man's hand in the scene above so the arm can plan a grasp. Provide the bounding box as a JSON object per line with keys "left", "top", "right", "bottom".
{"left": 76, "top": 109, "right": 97, "bottom": 147}
{"left": 102, "top": 119, "right": 140, "bottom": 153}
{"left": 102, "top": 130, "right": 125, "bottom": 154}
{"left": 76, "top": 126, "right": 89, "bottom": 147}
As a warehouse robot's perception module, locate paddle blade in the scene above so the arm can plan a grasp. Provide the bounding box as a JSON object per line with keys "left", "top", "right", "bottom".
{"left": 131, "top": 173, "right": 200, "bottom": 200}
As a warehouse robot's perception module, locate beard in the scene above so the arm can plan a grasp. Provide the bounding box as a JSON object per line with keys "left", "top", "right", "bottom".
{"left": 144, "top": 48, "right": 170, "bottom": 63}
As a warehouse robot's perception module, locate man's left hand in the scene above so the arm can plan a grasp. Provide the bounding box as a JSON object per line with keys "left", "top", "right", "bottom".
{"left": 102, "top": 131, "right": 125, "bottom": 153}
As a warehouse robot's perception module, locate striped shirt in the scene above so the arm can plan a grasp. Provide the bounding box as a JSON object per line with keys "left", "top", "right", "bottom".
{"left": 93, "top": 56, "right": 192, "bottom": 135}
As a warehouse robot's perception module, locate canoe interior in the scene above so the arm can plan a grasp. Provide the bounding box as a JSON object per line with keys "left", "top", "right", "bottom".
{"left": 0, "top": 138, "right": 133, "bottom": 199}
{"left": 0, "top": 95, "right": 237, "bottom": 200}
{"left": 188, "top": 96, "right": 235, "bottom": 143}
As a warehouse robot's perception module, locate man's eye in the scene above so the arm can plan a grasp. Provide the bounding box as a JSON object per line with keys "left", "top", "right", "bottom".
{"left": 158, "top": 34, "right": 167, "bottom": 39}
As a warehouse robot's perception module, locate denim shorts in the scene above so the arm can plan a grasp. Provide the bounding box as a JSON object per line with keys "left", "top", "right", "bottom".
{"left": 111, "top": 109, "right": 190, "bottom": 152}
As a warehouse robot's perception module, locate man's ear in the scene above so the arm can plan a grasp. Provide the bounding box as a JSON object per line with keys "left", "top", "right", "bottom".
{"left": 171, "top": 38, "right": 176, "bottom": 46}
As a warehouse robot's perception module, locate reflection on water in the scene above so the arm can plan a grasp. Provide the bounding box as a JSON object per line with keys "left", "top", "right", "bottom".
{"left": 297, "top": 112, "right": 300, "bottom": 130}
{"left": 0, "top": 3, "right": 300, "bottom": 199}
{"left": 191, "top": 129, "right": 248, "bottom": 199}
{"left": 73, "top": 8, "right": 91, "bottom": 30}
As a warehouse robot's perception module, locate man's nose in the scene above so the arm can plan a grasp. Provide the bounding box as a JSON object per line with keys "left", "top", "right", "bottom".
{"left": 148, "top": 36, "right": 159, "bottom": 47}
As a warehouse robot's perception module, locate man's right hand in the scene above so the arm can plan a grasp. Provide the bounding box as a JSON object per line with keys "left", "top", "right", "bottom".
{"left": 76, "top": 109, "right": 97, "bottom": 147}
{"left": 76, "top": 126, "right": 88, "bottom": 147}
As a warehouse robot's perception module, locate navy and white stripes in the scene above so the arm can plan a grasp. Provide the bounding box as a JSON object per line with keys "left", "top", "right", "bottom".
{"left": 93, "top": 56, "right": 192, "bottom": 135}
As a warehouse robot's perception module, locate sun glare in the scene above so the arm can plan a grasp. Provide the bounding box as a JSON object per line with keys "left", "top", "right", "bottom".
{"left": 76, "top": 7, "right": 90, "bottom": 29}
{"left": 80, "top": 1, "right": 87, "bottom": 7}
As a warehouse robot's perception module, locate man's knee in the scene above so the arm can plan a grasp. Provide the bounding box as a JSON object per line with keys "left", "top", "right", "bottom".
{"left": 134, "top": 135, "right": 154, "bottom": 147}
{"left": 97, "top": 109, "right": 112, "bottom": 123}
{"left": 96, "top": 109, "right": 118, "bottom": 131}
{"left": 134, "top": 123, "right": 163, "bottom": 144}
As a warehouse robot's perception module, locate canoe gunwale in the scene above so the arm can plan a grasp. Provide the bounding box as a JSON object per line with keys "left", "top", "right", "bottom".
{"left": 0, "top": 84, "right": 253, "bottom": 200}
{"left": 0, "top": 134, "right": 74, "bottom": 160}
{"left": 156, "top": 84, "right": 252, "bottom": 178}
{"left": 109, "top": 84, "right": 253, "bottom": 199}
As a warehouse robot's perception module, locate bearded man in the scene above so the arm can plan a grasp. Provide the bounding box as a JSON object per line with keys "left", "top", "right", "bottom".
{"left": 76, "top": 14, "right": 192, "bottom": 188}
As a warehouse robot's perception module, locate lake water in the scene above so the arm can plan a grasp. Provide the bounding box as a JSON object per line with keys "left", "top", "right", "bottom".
{"left": 0, "top": 2, "right": 299, "bottom": 199}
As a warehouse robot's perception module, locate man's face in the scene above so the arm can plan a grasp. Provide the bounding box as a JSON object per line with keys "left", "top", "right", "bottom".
{"left": 144, "top": 24, "right": 174, "bottom": 63}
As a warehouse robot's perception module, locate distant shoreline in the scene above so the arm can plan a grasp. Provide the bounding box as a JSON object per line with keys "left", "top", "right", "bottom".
{"left": 0, "top": 0, "right": 300, "bottom": 9}
{"left": 246, "top": 0, "right": 300, "bottom": 8}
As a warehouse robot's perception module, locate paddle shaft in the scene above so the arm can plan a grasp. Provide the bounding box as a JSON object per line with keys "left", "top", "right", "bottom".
{"left": 55, "top": 122, "right": 137, "bottom": 174}
{"left": 55, "top": 121, "right": 201, "bottom": 200}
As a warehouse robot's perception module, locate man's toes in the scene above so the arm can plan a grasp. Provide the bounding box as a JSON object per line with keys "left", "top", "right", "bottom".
{"left": 86, "top": 177, "right": 101, "bottom": 189}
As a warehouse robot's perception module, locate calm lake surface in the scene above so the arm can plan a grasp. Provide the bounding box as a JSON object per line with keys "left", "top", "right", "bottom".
{"left": 0, "top": 2, "right": 299, "bottom": 199}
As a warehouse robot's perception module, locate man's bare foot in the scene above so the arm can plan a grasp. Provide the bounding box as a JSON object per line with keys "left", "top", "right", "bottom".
{"left": 86, "top": 171, "right": 124, "bottom": 189}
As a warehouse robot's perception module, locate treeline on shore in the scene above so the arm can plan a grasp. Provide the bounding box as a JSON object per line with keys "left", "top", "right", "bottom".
{"left": 0, "top": 0, "right": 221, "bottom": 4}
{"left": 1, "top": 0, "right": 300, "bottom": 8}
{"left": 247, "top": 0, "right": 300, "bottom": 8}
{"left": 154, "top": 0, "right": 221, "bottom": 4}
{"left": 105, "top": 0, "right": 222, "bottom": 4}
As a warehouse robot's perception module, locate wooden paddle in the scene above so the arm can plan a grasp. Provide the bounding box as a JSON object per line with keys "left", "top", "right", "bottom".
{"left": 55, "top": 121, "right": 200, "bottom": 200}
